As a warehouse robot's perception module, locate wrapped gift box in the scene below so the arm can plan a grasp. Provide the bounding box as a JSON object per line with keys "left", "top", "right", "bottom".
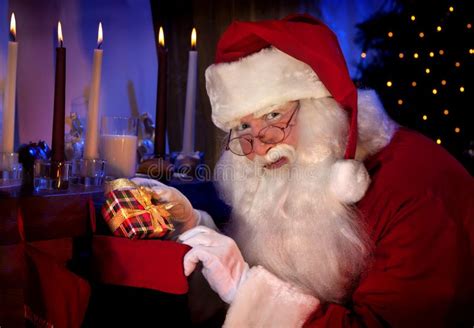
{"left": 101, "top": 179, "right": 175, "bottom": 239}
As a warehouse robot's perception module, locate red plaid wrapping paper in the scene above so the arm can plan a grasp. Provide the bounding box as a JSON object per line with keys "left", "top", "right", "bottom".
{"left": 102, "top": 187, "right": 175, "bottom": 239}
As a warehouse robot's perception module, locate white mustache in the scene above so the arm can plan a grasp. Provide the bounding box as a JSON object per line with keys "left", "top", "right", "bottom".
{"left": 254, "top": 144, "right": 297, "bottom": 167}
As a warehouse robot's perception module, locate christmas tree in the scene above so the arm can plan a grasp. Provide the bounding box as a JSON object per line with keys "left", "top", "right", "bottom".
{"left": 355, "top": 0, "right": 473, "bottom": 172}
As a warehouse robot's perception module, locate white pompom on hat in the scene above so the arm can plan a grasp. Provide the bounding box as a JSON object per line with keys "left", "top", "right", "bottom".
{"left": 329, "top": 160, "right": 370, "bottom": 204}
{"left": 206, "top": 14, "right": 370, "bottom": 203}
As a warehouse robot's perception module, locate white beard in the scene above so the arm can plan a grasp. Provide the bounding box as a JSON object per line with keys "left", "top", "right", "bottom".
{"left": 215, "top": 98, "right": 372, "bottom": 303}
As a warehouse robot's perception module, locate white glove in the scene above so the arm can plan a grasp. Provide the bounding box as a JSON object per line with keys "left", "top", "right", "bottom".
{"left": 131, "top": 177, "right": 198, "bottom": 233}
{"left": 178, "top": 226, "right": 249, "bottom": 304}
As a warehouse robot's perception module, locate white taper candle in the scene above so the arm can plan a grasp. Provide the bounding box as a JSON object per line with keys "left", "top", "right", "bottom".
{"left": 2, "top": 13, "right": 18, "bottom": 154}
{"left": 182, "top": 28, "right": 198, "bottom": 154}
{"left": 84, "top": 22, "right": 103, "bottom": 159}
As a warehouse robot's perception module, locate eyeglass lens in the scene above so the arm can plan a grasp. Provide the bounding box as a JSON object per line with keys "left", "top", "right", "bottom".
{"left": 229, "top": 126, "right": 289, "bottom": 155}
{"left": 227, "top": 102, "right": 299, "bottom": 156}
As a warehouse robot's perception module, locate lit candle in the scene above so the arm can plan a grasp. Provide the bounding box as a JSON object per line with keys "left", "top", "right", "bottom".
{"left": 51, "top": 21, "right": 66, "bottom": 162}
{"left": 2, "top": 13, "right": 18, "bottom": 154}
{"left": 84, "top": 22, "right": 103, "bottom": 159}
{"left": 182, "top": 27, "right": 198, "bottom": 154}
{"left": 154, "top": 26, "right": 167, "bottom": 158}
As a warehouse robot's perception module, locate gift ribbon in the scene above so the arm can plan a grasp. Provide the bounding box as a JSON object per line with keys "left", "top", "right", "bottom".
{"left": 105, "top": 179, "right": 175, "bottom": 238}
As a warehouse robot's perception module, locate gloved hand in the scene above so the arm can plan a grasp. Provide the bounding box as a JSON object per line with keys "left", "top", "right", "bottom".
{"left": 131, "top": 177, "right": 198, "bottom": 233}
{"left": 179, "top": 226, "right": 249, "bottom": 304}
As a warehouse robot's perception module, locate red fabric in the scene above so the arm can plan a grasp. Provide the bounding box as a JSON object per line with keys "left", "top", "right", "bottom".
{"left": 18, "top": 201, "right": 90, "bottom": 327}
{"left": 89, "top": 198, "right": 97, "bottom": 233}
{"left": 91, "top": 236, "right": 191, "bottom": 294}
{"left": 24, "top": 244, "right": 90, "bottom": 328}
{"left": 213, "top": 14, "right": 358, "bottom": 160}
{"left": 304, "top": 128, "right": 474, "bottom": 327}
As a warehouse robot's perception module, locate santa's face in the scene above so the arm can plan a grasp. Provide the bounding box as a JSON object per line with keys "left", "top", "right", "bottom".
{"left": 215, "top": 97, "right": 371, "bottom": 303}
{"left": 227, "top": 101, "right": 300, "bottom": 169}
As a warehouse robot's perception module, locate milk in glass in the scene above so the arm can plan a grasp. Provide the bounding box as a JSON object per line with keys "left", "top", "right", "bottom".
{"left": 100, "top": 134, "right": 137, "bottom": 178}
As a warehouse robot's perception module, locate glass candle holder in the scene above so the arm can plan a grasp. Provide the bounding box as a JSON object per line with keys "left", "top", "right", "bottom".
{"left": 34, "top": 159, "right": 71, "bottom": 190}
{"left": 72, "top": 158, "right": 106, "bottom": 186}
{"left": 0, "top": 152, "right": 23, "bottom": 187}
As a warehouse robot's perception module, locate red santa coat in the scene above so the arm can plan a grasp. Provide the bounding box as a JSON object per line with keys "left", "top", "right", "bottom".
{"left": 304, "top": 127, "right": 474, "bottom": 327}
{"left": 224, "top": 127, "right": 474, "bottom": 327}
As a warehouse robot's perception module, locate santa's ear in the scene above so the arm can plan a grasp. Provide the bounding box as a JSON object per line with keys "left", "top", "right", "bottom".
{"left": 329, "top": 160, "right": 370, "bottom": 204}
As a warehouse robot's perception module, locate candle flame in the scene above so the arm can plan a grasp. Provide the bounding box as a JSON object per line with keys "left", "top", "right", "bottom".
{"left": 191, "top": 28, "right": 197, "bottom": 49}
{"left": 159, "top": 26, "right": 165, "bottom": 47}
{"left": 58, "top": 21, "right": 63, "bottom": 46}
{"left": 10, "top": 13, "right": 16, "bottom": 39}
{"left": 97, "top": 22, "right": 103, "bottom": 48}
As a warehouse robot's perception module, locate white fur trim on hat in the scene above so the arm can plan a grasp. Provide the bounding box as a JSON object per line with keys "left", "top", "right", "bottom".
{"left": 329, "top": 159, "right": 370, "bottom": 204}
{"left": 206, "top": 47, "right": 331, "bottom": 131}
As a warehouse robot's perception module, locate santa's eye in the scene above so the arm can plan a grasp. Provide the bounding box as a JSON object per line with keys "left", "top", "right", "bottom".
{"left": 236, "top": 122, "right": 250, "bottom": 132}
{"left": 265, "top": 111, "right": 282, "bottom": 121}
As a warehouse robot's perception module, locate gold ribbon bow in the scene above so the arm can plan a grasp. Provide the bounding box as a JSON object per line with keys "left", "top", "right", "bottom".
{"left": 105, "top": 178, "right": 175, "bottom": 238}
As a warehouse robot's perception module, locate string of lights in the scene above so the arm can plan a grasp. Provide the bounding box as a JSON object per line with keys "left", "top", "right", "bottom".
{"left": 355, "top": 1, "right": 473, "bottom": 172}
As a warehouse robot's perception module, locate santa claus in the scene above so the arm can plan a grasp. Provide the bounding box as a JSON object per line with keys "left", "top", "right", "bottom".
{"left": 139, "top": 14, "right": 473, "bottom": 327}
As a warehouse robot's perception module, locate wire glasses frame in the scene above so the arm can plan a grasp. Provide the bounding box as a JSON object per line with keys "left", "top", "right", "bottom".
{"left": 225, "top": 102, "right": 300, "bottom": 156}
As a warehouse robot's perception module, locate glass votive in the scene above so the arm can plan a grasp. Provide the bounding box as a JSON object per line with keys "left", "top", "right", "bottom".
{"left": 34, "top": 159, "right": 71, "bottom": 190}
{"left": 72, "top": 158, "right": 106, "bottom": 186}
{"left": 100, "top": 116, "right": 138, "bottom": 179}
{"left": 0, "top": 152, "right": 23, "bottom": 187}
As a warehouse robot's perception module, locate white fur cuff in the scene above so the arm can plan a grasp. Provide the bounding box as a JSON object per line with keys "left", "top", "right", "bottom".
{"left": 195, "top": 209, "right": 219, "bottom": 231}
{"left": 224, "top": 266, "right": 319, "bottom": 328}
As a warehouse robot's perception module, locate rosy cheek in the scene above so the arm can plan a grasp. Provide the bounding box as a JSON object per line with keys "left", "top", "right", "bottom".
{"left": 287, "top": 129, "right": 299, "bottom": 148}
{"left": 246, "top": 153, "right": 256, "bottom": 161}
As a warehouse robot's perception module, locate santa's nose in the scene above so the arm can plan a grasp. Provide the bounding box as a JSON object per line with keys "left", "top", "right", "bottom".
{"left": 253, "top": 138, "right": 273, "bottom": 156}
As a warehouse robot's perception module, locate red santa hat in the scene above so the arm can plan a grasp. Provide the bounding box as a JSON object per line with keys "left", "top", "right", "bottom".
{"left": 206, "top": 14, "right": 370, "bottom": 203}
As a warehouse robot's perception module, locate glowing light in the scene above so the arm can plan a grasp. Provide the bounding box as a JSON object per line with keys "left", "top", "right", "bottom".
{"left": 398, "top": 99, "right": 403, "bottom": 105}
{"left": 419, "top": 32, "right": 425, "bottom": 38}
{"left": 399, "top": 52, "right": 404, "bottom": 58}
{"left": 411, "top": 81, "right": 417, "bottom": 87}
{"left": 191, "top": 27, "right": 197, "bottom": 49}
{"left": 97, "top": 22, "right": 103, "bottom": 47}
{"left": 386, "top": 81, "right": 393, "bottom": 87}
{"left": 361, "top": 52, "right": 367, "bottom": 58}
{"left": 443, "top": 109, "right": 449, "bottom": 115}
{"left": 460, "top": 86, "right": 465, "bottom": 92}
{"left": 455, "top": 62, "right": 461, "bottom": 68}
{"left": 436, "top": 139, "right": 442, "bottom": 145}
{"left": 441, "top": 80, "right": 447, "bottom": 86}
{"left": 410, "top": 15, "right": 416, "bottom": 21}
{"left": 469, "top": 49, "right": 474, "bottom": 54}
{"left": 436, "top": 26, "right": 442, "bottom": 32}
{"left": 58, "top": 21, "right": 63, "bottom": 46}
{"left": 432, "top": 89, "right": 438, "bottom": 94}
{"left": 10, "top": 13, "right": 16, "bottom": 40}
{"left": 467, "top": 23, "right": 472, "bottom": 29}
{"left": 425, "top": 68, "right": 431, "bottom": 74}
{"left": 449, "top": 6, "right": 454, "bottom": 12}
{"left": 388, "top": 31, "right": 394, "bottom": 38}
{"left": 429, "top": 52, "right": 435, "bottom": 57}
{"left": 454, "top": 127, "right": 460, "bottom": 133}
{"left": 414, "top": 52, "right": 419, "bottom": 59}
{"left": 439, "top": 49, "right": 445, "bottom": 55}
{"left": 158, "top": 27, "right": 165, "bottom": 47}
{"left": 422, "top": 115, "right": 428, "bottom": 121}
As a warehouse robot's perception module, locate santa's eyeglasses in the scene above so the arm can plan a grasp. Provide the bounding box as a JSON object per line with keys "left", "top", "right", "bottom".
{"left": 225, "top": 101, "right": 300, "bottom": 156}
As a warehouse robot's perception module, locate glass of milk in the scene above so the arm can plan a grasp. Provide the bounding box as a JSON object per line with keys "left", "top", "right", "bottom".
{"left": 100, "top": 116, "right": 138, "bottom": 178}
